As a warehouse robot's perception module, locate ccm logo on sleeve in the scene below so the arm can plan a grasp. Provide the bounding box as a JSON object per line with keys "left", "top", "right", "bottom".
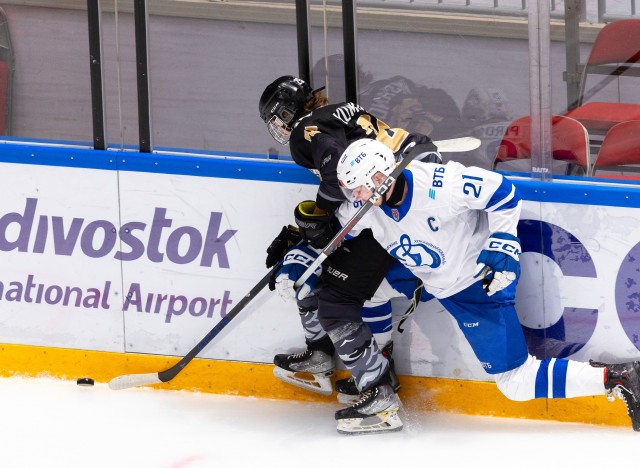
{"left": 488, "top": 239, "right": 521, "bottom": 258}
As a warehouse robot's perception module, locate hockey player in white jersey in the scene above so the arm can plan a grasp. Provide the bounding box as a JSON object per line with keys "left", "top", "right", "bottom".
{"left": 330, "top": 138, "right": 640, "bottom": 434}
{"left": 259, "top": 75, "right": 439, "bottom": 406}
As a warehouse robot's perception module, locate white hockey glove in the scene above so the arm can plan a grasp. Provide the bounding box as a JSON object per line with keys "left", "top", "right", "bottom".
{"left": 271, "top": 245, "right": 322, "bottom": 303}
{"left": 473, "top": 232, "right": 521, "bottom": 296}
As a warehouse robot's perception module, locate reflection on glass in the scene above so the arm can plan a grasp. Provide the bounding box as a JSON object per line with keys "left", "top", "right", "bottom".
{"left": 563, "top": 19, "right": 640, "bottom": 181}
{"left": 493, "top": 115, "right": 591, "bottom": 177}
{"left": 0, "top": 6, "right": 13, "bottom": 136}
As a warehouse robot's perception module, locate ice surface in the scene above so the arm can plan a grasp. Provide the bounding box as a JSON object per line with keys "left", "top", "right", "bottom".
{"left": 1, "top": 376, "right": 636, "bottom": 468}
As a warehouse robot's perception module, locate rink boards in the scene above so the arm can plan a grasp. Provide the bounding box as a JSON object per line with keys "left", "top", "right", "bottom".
{"left": 0, "top": 140, "right": 639, "bottom": 428}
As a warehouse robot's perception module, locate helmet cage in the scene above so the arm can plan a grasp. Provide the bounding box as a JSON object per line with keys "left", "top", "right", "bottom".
{"left": 266, "top": 115, "right": 293, "bottom": 146}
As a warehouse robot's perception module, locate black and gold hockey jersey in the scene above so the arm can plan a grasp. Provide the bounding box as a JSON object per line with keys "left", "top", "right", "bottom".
{"left": 289, "top": 102, "right": 435, "bottom": 213}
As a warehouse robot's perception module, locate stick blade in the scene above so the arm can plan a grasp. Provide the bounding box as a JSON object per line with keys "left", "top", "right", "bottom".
{"left": 108, "top": 373, "right": 162, "bottom": 390}
{"left": 434, "top": 136, "right": 481, "bottom": 153}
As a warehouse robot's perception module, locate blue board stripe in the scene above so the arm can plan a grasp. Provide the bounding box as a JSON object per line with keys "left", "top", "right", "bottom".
{"left": 3, "top": 140, "right": 640, "bottom": 208}
{"left": 0, "top": 141, "right": 316, "bottom": 184}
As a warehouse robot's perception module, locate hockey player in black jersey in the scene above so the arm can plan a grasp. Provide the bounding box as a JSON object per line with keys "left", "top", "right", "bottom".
{"left": 259, "top": 75, "right": 440, "bottom": 433}
{"left": 280, "top": 80, "right": 437, "bottom": 215}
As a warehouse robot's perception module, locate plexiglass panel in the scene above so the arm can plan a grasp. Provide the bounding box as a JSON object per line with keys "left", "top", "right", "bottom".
{"left": 101, "top": 5, "right": 139, "bottom": 150}
{"left": 307, "top": 2, "right": 530, "bottom": 173}
{"left": 0, "top": 3, "right": 92, "bottom": 142}
{"left": 143, "top": 1, "right": 299, "bottom": 156}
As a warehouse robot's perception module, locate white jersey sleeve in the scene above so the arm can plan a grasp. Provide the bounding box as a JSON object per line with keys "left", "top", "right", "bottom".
{"left": 447, "top": 163, "right": 521, "bottom": 236}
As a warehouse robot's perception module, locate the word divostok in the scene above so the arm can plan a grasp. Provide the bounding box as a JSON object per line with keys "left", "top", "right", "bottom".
{"left": 0, "top": 198, "right": 237, "bottom": 268}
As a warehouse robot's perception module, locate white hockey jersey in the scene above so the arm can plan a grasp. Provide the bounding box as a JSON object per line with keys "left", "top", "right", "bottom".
{"left": 335, "top": 160, "right": 522, "bottom": 299}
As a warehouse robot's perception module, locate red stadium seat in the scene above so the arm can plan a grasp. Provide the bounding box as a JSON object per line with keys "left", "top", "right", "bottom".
{"left": 565, "top": 20, "right": 640, "bottom": 134}
{"left": 493, "top": 115, "right": 591, "bottom": 176}
{"left": 592, "top": 120, "right": 640, "bottom": 177}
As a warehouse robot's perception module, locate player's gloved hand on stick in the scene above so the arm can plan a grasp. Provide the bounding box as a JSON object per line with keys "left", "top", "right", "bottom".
{"left": 265, "top": 225, "right": 303, "bottom": 268}
{"left": 269, "top": 245, "right": 322, "bottom": 302}
{"left": 294, "top": 201, "right": 339, "bottom": 249}
{"left": 473, "top": 232, "right": 521, "bottom": 296}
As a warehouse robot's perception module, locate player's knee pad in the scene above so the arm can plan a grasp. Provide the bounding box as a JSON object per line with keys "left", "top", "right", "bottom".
{"left": 317, "top": 289, "right": 363, "bottom": 335}
{"left": 296, "top": 294, "right": 318, "bottom": 313}
{"left": 297, "top": 306, "right": 328, "bottom": 344}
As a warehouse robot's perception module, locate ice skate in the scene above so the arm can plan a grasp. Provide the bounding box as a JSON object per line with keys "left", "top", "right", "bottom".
{"left": 336, "top": 342, "right": 400, "bottom": 405}
{"left": 335, "top": 376, "right": 359, "bottom": 404}
{"left": 273, "top": 347, "right": 335, "bottom": 396}
{"left": 335, "top": 383, "right": 402, "bottom": 435}
{"left": 591, "top": 360, "right": 640, "bottom": 431}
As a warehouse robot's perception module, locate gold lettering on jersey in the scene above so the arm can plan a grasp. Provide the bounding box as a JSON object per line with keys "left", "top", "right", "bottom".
{"left": 356, "top": 114, "right": 378, "bottom": 136}
{"left": 332, "top": 103, "right": 364, "bottom": 125}
{"left": 356, "top": 115, "right": 409, "bottom": 152}
{"left": 304, "top": 126, "right": 321, "bottom": 142}
{"left": 379, "top": 126, "right": 410, "bottom": 152}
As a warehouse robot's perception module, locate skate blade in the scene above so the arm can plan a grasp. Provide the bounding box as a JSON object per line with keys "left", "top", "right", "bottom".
{"left": 273, "top": 367, "right": 333, "bottom": 396}
{"left": 337, "top": 411, "right": 403, "bottom": 435}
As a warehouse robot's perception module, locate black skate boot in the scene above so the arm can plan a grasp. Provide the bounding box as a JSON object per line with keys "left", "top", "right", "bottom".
{"left": 335, "top": 342, "right": 400, "bottom": 405}
{"left": 273, "top": 335, "right": 335, "bottom": 396}
{"left": 335, "top": 382, "right": 402, "bottom": 435}
{"left": 591, "top": 360, "right": 640, "bottom": 431}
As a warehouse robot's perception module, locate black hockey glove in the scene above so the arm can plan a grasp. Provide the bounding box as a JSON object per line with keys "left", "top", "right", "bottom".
{"left": 294, "top": 201, "right": 339, "bottom": 249}
{"left": 265, "top": 225, "right": 303, "bottom": 268}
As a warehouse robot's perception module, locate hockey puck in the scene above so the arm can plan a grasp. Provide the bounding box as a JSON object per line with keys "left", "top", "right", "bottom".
{"left": 76, "top": 377, "right": 95, "bottom": 387}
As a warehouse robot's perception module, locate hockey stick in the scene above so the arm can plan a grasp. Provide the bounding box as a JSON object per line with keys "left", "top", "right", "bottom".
{"left": 108, "top": 136, "right": 479, "bottom": 391}
{"left": 427, "top": 136, "right": 481, "bottom": 154}
{"left": 293, "top": 136, "right": 481, "bottom": 290}
{"left": 109, "top": 268, "right": 273, "bottom": 390}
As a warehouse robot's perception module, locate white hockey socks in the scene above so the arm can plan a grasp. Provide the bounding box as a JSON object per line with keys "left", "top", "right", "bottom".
{"left": 495, "top": 354, "right": 606, "bottom": 401}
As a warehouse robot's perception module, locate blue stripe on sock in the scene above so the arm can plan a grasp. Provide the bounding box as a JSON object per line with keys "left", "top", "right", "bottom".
{"left": 535, "top": 359, "right": 551, "bottom": 398}
{"left": 552, "top": 359, "right": 568, "bottom": 398}
{"left": 364, "top": 319, "right": 392, "bottom": 334}
{"left": 361, "top": 302, "right": 392, "bottom": 318}
{"left": 361, "top": 302, "right": 393, "bottom": 334}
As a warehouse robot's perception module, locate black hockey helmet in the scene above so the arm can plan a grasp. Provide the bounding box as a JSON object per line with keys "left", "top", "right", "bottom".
{"left": 259, "top": 76, "right": 312, "bottom": 145}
